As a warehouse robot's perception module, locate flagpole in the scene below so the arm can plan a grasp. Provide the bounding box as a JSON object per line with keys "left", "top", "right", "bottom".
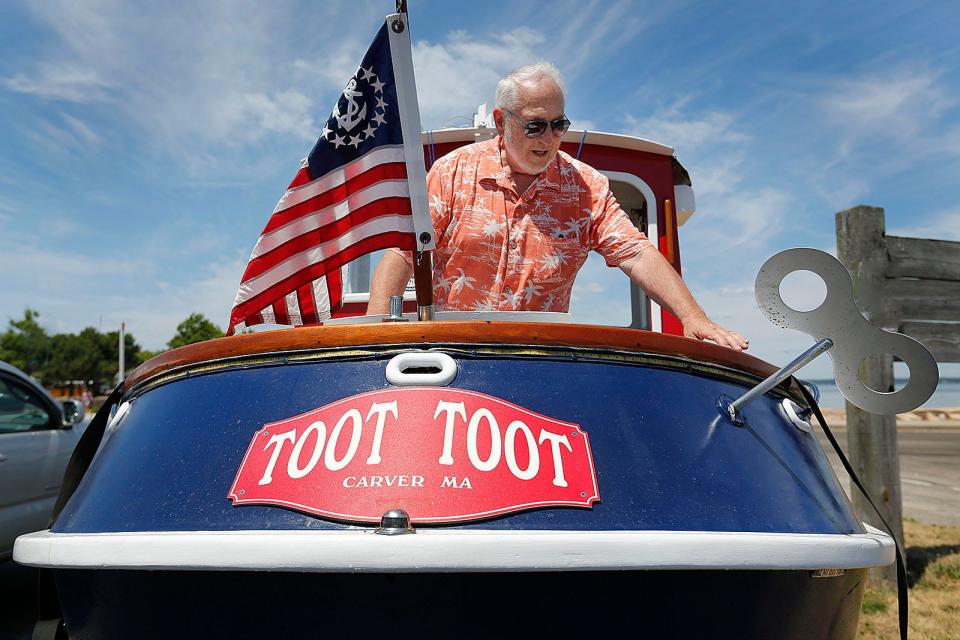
{"left": 386, "top": 3, "right": 435, "bottom": 321}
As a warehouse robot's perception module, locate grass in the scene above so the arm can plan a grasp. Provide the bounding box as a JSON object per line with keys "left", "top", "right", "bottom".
{"left": 856, "top": 519, "right": 960, "bottom": 639}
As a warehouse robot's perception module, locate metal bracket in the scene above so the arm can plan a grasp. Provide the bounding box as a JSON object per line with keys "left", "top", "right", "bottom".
{"left": 727, "top": 338, "right": 833, "bottom": 419}
{"left": 382, "top": 295, "right": 408, "bottom": 322}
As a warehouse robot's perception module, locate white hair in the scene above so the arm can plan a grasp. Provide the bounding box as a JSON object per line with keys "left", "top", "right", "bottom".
{"left": 495, "top": 62, "right": 566, "bottom": 111}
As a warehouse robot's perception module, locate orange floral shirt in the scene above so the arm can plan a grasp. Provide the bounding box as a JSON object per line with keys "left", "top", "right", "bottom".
{"left": 392, "top": 136, "right": 653, "bottom": 312}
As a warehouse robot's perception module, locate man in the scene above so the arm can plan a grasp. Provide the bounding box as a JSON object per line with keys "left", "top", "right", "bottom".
{"left": 369, "top": 63, "right": 747, "bottom": 351}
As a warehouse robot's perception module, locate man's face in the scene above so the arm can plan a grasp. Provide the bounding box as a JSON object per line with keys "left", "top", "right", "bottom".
{"left": 495, "top": 79, "right": 566, "bottom": 175}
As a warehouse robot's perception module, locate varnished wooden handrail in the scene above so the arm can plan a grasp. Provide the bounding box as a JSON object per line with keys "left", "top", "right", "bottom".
{"left": 124, "top": 322, "right": 776, "bottom": 392}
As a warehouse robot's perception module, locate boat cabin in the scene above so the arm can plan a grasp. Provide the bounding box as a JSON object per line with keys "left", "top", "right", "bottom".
{"left": 337, "top": 109, "right": 696, "bottom": 335}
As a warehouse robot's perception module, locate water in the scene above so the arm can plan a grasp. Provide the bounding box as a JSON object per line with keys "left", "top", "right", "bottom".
{"left": 803, "top": 377, "right": 960, "bottom": 409}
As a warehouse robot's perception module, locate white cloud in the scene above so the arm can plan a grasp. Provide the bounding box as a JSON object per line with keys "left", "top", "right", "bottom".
{"left": 6, "top": 2, "right": 661, "bottom": 176}
{"left": 781, "top": 65, "right": 960, "bottom": 216}
{"left": 413, "top": 29, "right": 544, "bottom": 128}
{"left": 570, "top": 118, "right": 598, "bottom": 132}
{"left": 569, "top": 253, "right": 633, "bottom": 326}
{"left": 6, "top": 2, "right": 374, "bottom": 176}
{"left": 45, "top": 216, "right": 89, "bottom": 237}
{"left": 21, "top": 113, "right": 105, "bottom": 158}
{"left": 684, "top": 153, "right": 745, "bottom": 200}
{"left": 682, "top": 187, "right": 792, "bottom": 262}
{"left": 59, "top": 112, "right": 101, "bottom": 146}
{"left": 623, "top": 101, "right": 750, "bottom": 204}
{"left": 0, "top": 226, "right": 244, "bottom": 349}
{"left": 409, "top": 1, "right": 658, "bottom": 132}
{"left": 815, "top": 66, "right": 960, "bottom": 195}
{"left": 625, "top": 101, "right": 749, "bottom": 153}
{"left": 0, "top": 198, "right": 14, "bottom": 224}
{"left": 822, "top": 69, "right": 953, "bottom": 145}
{"left": 19, "top": 112, "right": 102, "bottom": 160}
{"left": 0, "top": 240, "right": 146, "bottom": 296}
{"left": 6, "top": 63, "right": 113, "bottom": 102}
{"left": 888, "top": 209, "right": 960, "bottom": 242}
{"left": 24, "top": 123, "right": 67, "bottom": 156}
{"left": 112, "top": 255, "right": 246, "bottom": 348}
{"left": 11, "top": 230, "right": 132, "bottom": 276}
{"left": 809, "top": 175, "right": 871, "bottom": 211}
{"left": 238, "top": 91, "right": 316, "bottom": 140}
{"left": 622, "top": 100, "right": 787, "bottom": 262}
{"left": 547, "top": 0, "right": 649, "bottom": 77}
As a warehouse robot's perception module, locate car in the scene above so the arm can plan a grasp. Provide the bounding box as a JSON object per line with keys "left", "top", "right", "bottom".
{"left": 0, "top": 361, "right": 88, "bottom": 560}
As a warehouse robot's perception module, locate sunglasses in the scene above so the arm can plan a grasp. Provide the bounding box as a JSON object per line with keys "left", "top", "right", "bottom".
{"left": 502, "top": 108, "right": 571, "bottom": 138}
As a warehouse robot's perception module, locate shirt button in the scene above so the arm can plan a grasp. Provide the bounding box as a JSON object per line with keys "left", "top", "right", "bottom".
{"left": 510, "top": 240, "right": 518, "bottom": 249}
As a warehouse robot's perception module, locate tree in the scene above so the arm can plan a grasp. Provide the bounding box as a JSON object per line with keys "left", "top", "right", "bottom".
{"left": 43, "top": 327, "right": 146, "bottom": 384}
{"left": 137, "top": 349, "right": 163, "bottom": 364}
{"left": 0, "top": 309, "right": 51, "bottom": 377}
{"left": 167, "top": 313, "right": 224, "bottom": 350}
{"left": 0, "top": 308, "right": 151, "bottom": 387}
{"left": 46, "top": 332, "right": 89, "bottom": 381}
{"left": 102, "top": 329, "right": 146, "bottom": 381}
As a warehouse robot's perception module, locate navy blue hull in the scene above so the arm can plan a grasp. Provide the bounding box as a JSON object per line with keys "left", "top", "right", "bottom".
{"left": 32, "top": 338, "right": 884, "bottom": 639}
{"left": 55, "top": 567, "right": 867, "bottom": 639}
{"left": 54, "top": 353, "right": 859, "bottom": 535}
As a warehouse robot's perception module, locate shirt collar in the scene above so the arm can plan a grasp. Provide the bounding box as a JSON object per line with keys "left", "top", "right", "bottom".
{"left": 479, "top": 136, "right": 563, "bottom": 196}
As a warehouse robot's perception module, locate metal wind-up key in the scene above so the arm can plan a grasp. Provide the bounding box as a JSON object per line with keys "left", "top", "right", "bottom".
{"left": 726, "top": 248, "right": 938, "bottom": 420}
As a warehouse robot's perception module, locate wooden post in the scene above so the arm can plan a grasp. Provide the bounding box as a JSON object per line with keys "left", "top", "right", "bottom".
{"left": 835, "top": 205, "right": 904, "bottom": 588}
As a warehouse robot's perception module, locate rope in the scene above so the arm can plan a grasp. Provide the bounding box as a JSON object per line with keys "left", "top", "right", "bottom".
{"left": 427, "top": 129, "right": 437, "bottom": 169}
{"left": 576, "top": 129, "right": 588, "bottom": 160}
{"left": 799, "top": 383, "right": 909, "bottom": 639}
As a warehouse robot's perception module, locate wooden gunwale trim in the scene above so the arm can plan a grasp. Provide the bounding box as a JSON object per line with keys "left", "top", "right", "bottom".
{"left": 124, "top": 322, "right": 776, "bottom": 392}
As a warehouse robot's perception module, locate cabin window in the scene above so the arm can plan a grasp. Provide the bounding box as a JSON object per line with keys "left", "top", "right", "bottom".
{"left": 569, "top": 174, "right": 660, "bottom": 331}
{"left": 345, "top": 173, "right": 660, "bottom": 330}
{"left": 346, "top": 252, "right": 373, "bottom": 295}
{"left": 344, "top": 251, "right": 414, "bottom": 297}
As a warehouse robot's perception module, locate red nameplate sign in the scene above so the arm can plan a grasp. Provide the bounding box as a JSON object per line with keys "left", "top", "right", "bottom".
{"left": 228, "top": 387, "right": 600, "bottom": 524}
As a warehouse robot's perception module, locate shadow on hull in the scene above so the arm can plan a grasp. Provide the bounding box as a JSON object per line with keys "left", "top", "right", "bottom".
{"left": 57, "top": 568, "right": 867, "bottom": 639}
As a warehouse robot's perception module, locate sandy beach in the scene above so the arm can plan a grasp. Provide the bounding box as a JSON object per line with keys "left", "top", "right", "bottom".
{"left": 819, "top": 407, "right": 960, "bottom": 430}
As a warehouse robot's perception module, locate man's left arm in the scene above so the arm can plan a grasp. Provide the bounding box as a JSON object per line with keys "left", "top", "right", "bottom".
{"left": 618, "top": 249, "right": 749, "bottom": 351}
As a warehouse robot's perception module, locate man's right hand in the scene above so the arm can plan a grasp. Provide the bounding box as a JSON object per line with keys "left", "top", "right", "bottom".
{"left": 681, "top": 314, "right": 749, "bottom": 351}
{"left": 367, "top": 251, "right": 414, "bottom": 314}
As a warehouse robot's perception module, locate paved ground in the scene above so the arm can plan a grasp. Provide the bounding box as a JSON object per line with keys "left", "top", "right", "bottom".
{"left": 818, "top": 428, "right": 960, "bottom": 526}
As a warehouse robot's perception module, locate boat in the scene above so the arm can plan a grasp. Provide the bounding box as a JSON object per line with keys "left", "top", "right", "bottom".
{"left": 13, "top": 124, "right": 895, "bottom": 639}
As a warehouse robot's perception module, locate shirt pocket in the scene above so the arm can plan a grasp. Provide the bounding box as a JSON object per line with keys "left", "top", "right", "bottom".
{"left": 531, "top": 229, "right": 585, "bottom": 284}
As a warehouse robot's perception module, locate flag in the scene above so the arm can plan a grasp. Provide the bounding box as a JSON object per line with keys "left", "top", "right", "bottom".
{"left": 227, "top": 20, "right": 430, "bottom": 335}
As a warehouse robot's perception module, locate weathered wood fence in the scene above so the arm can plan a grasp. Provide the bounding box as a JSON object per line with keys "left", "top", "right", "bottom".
{"left": 836, "top": 204, "right": 960, "bottom": 586}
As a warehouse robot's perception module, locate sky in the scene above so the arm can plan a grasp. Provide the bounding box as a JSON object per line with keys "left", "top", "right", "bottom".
{"left": 0, "top": 0, "right": 958, "bottom": 382}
